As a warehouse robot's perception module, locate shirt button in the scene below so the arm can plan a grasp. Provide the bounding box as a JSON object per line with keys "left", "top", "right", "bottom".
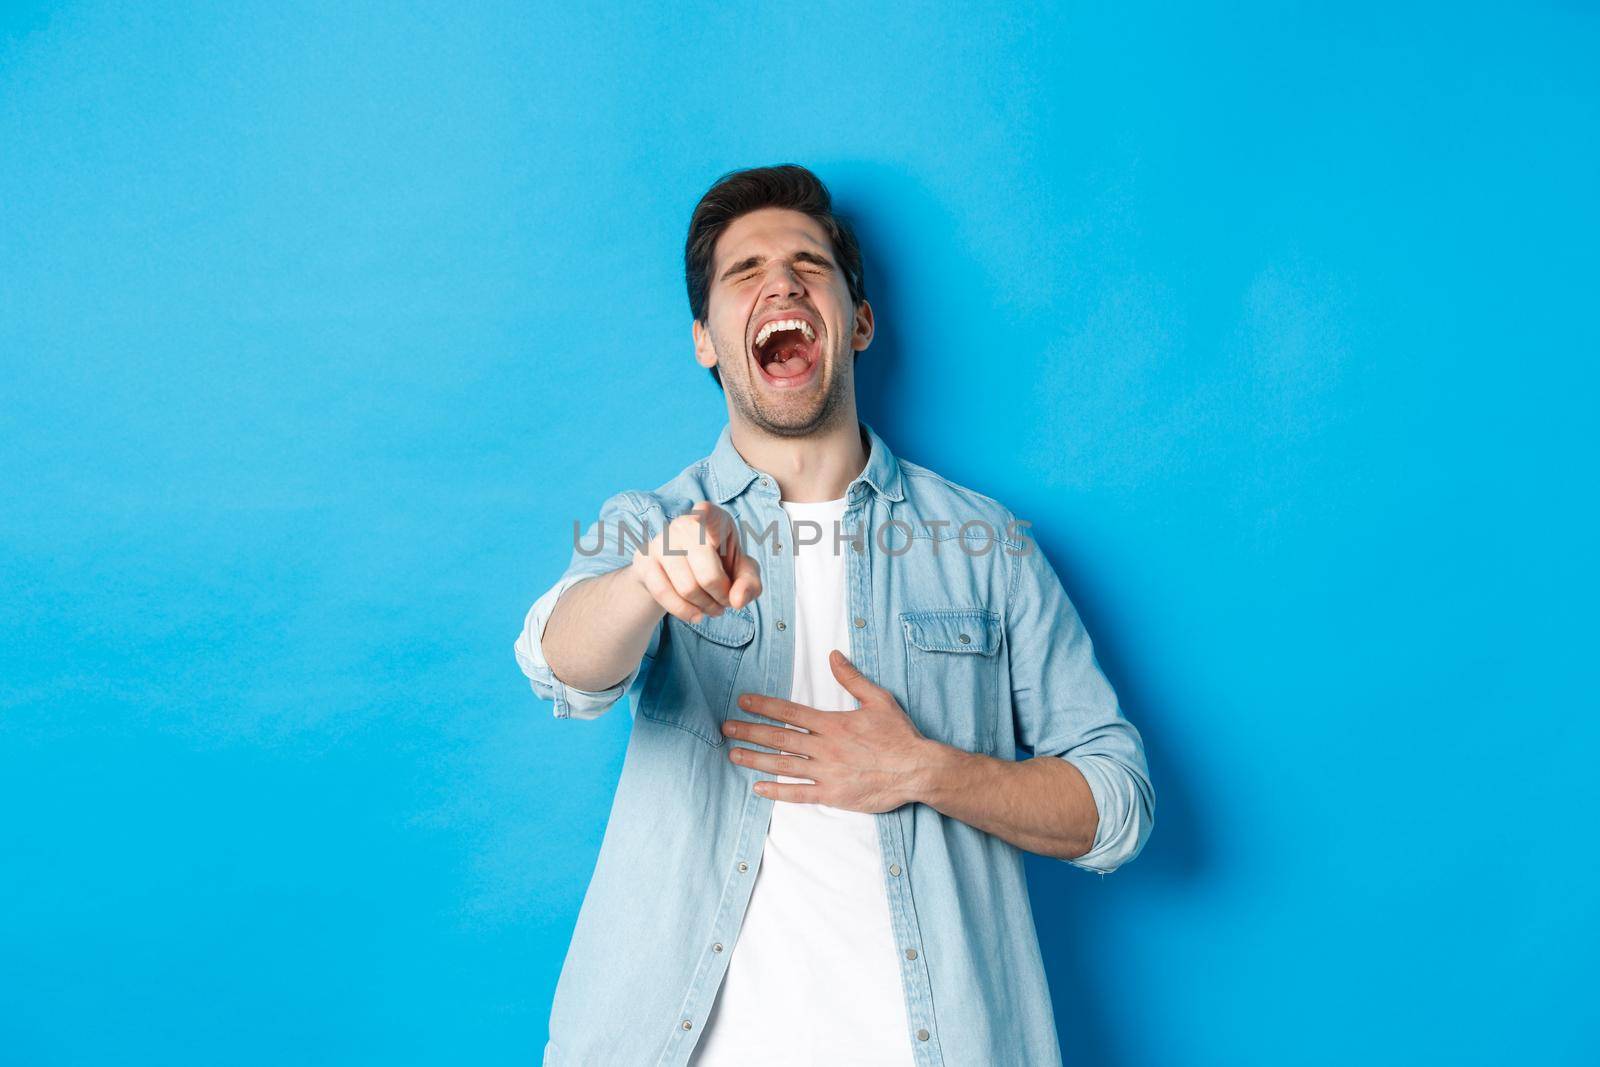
{"left": 957, "top": 632, "right": 971, "bottom": 644}
{"left": 713, "top": 942, "right": 724, "bottom": 953}
{"left": 682, "top": 1020, "right": 693, "bottom": 1030}
{"left": 917, "top": 1029, "right": 930, "bottom": 1041}
{"left": 776, "top": 620, "right": 787, "bottom": 631}
{"left": 759, "top": 478, "right": 769, "bottom": 487}
{"left": 774, "top": 542, "right": 782, "bottom": 552}
{"left": 888, "top": 863, "right": 901, "bottom": 876}
{"left": 738, "top": 861, "right": 749, "bottom": 873}
{"left": 853, "top": 617, "right": 866, "bottom": 628}
{"left": 905, "top": 948, "right": 918, "bottom": 960}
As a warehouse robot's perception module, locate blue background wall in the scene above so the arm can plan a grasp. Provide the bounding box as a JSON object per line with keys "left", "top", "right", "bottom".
{"left": 3, "top": 3, "right": 1595, "bottom": 1064}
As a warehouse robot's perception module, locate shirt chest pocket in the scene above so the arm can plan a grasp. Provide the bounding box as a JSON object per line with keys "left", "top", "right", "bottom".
{"left": 901, "top": 609, "right": 1003, "bottom": 753}
{"left": 638, "top": 607, "right": 757, "bottom": 747}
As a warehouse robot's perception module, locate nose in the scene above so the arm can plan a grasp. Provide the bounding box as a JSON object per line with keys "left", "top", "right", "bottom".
{"left": 758, "top": 261, "right": 804, "bottom": 302}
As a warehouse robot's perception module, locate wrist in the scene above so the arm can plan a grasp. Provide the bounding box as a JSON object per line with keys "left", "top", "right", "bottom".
{"left": 904, "top": 737, "right": 966, "bottom": 809}
{"left": 616, "top": 559, "right": 665, "bottom": 618}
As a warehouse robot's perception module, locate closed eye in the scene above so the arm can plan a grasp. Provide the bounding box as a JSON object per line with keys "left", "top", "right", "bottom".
{"left": 721, "top": 255, "right": 835, "bottom": 285}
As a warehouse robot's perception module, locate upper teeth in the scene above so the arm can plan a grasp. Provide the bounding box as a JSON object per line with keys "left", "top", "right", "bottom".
{"left": 755, "top": 318, "right": 816, "bottom": 348}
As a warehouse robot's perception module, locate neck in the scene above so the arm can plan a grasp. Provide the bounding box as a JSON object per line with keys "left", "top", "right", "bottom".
{"left": 728, "top": 409, "right": 868, "bottom": 503}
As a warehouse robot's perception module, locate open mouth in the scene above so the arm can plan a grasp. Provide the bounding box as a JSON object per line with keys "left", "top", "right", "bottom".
{"left": 751, "top": 317, "right": 821, "bottom": 388}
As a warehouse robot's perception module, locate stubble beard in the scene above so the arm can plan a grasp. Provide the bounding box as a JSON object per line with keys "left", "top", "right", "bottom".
{"left": 716, "top": 330, "right": 852, "bottom": 440}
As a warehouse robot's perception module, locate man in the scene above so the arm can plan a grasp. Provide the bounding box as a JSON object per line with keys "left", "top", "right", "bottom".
{"left": 514, "top": 164, "right": 1154, "bottom": 1067}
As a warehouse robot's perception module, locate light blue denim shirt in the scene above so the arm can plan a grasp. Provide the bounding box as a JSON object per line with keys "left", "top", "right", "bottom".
{"left": 514, "top": 421, "right": 1154, "bottom": 1067}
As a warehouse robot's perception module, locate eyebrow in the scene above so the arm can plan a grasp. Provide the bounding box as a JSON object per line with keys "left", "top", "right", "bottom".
{"left": 718, "top": 250, "right": 835, "bottom": 282}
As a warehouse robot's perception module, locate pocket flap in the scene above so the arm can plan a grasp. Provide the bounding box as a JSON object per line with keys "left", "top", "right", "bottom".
{"left": 686, "top": 605, "right": 757, "bottom": 647}
{"left": 901, "top": 609, "right": 1001, "bottom": 655}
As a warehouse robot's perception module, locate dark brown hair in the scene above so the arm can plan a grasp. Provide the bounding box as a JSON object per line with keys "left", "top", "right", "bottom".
{"left": 685, "top": 164, "right": 867, "bottom": 387}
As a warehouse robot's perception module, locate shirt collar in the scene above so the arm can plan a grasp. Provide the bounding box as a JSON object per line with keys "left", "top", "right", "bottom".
{"left": 706, "top": 419, "right": 906, "bottom": 505}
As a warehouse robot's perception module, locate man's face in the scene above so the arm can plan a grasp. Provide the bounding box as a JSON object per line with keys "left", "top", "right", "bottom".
{"left": 693, "top": 207, "right": 873, "bottom": 437}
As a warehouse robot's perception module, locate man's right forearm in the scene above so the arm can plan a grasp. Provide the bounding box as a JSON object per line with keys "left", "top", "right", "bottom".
{"left": 542, "top": 566, "right": 665, "bottom": 693}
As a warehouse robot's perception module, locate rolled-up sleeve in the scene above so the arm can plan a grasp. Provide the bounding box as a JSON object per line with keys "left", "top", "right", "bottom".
{"left": 1003, "top": 514, "right": 1155, "bottom": 875}
{"left": 513, "top": 490, "right": 663, "bottom": 721}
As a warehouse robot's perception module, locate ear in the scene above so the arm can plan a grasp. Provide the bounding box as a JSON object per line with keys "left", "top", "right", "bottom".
{"left": 692, "top": 318, "right": 718, "bottom": 370}
{"left": 851, "top": 299, "right": 875, "bottom": 352}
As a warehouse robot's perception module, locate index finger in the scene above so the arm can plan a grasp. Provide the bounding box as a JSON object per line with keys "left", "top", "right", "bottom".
{"left": 685, "top": 537, "right": 733, "bottom": 607}
{"left": 736, "top": 692, "right": 825, "bottom": 732}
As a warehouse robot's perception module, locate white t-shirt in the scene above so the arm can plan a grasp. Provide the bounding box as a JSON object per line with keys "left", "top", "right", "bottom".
{"left": 689, "top": 497, "right": 915, "bottom": 1067}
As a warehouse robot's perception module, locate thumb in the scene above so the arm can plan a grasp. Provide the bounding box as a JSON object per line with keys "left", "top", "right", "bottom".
{"left": 689, "top": 499, "right": 724, "bottom": 549}
{"left": 828, "top": 649, "right": 879, "bottom": 704}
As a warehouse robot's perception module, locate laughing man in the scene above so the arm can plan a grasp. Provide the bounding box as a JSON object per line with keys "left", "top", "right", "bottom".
{"left": 514, "top": 164, "right": 1154, "bottom": 1067}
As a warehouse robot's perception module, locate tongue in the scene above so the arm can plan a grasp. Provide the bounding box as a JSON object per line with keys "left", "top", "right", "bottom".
{"left": 766, "top": 353, "right": 811, "bottom": 378}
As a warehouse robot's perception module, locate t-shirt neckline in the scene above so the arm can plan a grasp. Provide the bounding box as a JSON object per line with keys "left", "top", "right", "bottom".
{"left": 780, "top": 496, "right": 848, "bottom": 514}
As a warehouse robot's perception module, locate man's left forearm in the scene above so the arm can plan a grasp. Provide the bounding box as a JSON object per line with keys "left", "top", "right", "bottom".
{"left": 906, "top": 740, "right": 1099, "bottom": 861}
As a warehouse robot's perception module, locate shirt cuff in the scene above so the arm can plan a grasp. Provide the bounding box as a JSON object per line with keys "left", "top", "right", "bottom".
{"left": 1057, "top": 752, "right": 1154, "bottom": 875}
{"left": 513, "top": 572, "right": 632, "bottom": 720}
